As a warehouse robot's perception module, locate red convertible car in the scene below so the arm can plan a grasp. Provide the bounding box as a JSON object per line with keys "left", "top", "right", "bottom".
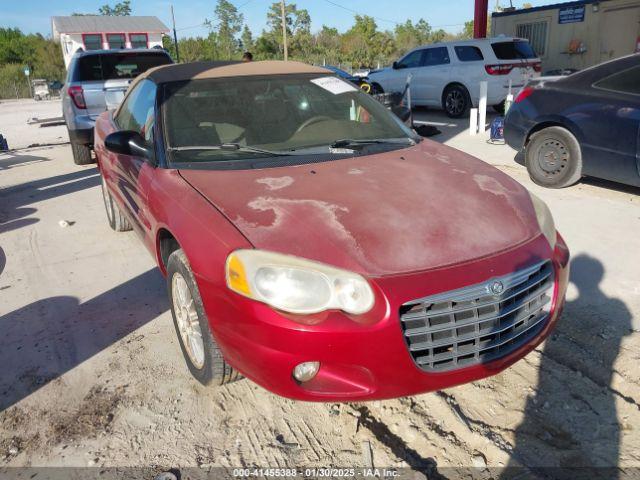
{"left": 94, "top": 60, "right": 569, "bottom": 401}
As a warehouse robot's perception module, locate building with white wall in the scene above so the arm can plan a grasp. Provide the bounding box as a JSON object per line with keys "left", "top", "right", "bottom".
{"left": 52, "top": 16, "right": 170, "bottom": 68}
{"left": 492, "top": 0, "right": 640, "bottom": 73}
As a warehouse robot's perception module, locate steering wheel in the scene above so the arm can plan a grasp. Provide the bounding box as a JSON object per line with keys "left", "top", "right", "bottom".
{"left": 296, "top": 115, "right": 333, "bottom": 134}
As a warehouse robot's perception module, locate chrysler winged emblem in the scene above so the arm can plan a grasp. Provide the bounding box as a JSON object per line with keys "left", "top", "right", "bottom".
{"left": 489, "top": 280, "right": 504, "bottom": 296}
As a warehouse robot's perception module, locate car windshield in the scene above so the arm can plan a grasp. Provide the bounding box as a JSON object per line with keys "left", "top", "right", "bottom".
{"left": 162, "top": 74, "right": 415, "bottom": 164}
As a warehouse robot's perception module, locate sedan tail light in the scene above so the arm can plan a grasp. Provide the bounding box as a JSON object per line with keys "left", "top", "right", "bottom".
{"left": 515, "top": 86, "right": 534, "bottom": 103}
{"left": 68, "top": 85, "right": 86, "bottom": 109}
{"left": 485, "top": 64, "right": 514, "bottom": 75}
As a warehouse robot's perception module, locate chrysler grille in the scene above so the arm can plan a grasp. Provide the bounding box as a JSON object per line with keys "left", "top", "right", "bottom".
{"left": 399, "top": 261, "right": 555, "bottom": 372}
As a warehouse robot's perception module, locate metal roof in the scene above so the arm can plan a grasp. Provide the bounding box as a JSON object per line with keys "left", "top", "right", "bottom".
{"left": 492, "top": 0, "right": 597, "bottom": 17}
{"left": 52, "top": 15, "right": 169, "bottom": 39}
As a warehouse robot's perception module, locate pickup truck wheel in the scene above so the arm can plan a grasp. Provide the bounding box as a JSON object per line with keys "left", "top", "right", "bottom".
{"left": 70, "top": 141, "right": 93, "bottom": 165}
{"left": 525, "top": 126, "right": 582, "bottom": 188}
{"left": 167, "top": 249, "right": 241, "bottom": 387}
{"left": 443, "top": 85, "right": 471, "bottom": 118}
{"left": 100, "top": 176, "right": 132, "bottom": 231}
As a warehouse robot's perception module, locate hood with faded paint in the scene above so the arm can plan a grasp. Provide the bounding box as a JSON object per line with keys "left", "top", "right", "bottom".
{"left": 179, "top": 141, "right": 541, "bottom": 276}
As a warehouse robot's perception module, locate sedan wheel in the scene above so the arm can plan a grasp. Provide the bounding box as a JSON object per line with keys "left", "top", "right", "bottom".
{"left": 171, "top": 272, "right": 205, "bottom": 369}
{"left": 167, "top": 248, "right": 241, "bottom": 386}
{"left": 525, "top": 126, "right": 582, "bottom": 188}
{"left": 536, "top": 139, "right": 568, "bottom": 177}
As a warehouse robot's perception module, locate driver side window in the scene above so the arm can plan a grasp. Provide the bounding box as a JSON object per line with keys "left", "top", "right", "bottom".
{"left": 116, "top": 79, "right": 157, "bottom": 143}
{"left": 398, "top": 50, "right": 424, "bottom": 69}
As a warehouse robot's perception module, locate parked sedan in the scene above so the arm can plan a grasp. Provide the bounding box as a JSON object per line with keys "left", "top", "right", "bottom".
{"left": 322, "top": 66, "right": 411, "bottom": 125}
{"left": 322, "top": 65, "right": 369, "bottom": 89}
{"left": 505, "top": 54, "right": 640, "bottom": 188}
{"left": 94, "top": 60, "right": 569, "bottom": 401}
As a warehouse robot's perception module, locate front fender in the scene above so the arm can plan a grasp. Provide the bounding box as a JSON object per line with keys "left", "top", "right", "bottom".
{"left": 148, "top": 169, "right": 252, "bottom": 282}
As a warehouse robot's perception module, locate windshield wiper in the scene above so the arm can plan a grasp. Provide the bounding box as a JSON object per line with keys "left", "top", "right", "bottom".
{"left": 168, "top": 143, "right": 293, "bottom": 157}
{"left": 329, "top": 138, "right": 417, "bottom": 149}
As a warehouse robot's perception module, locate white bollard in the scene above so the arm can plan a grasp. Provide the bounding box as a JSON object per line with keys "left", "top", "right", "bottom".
{"left": 504, "top": 93, "right": 514, "bottom": 115}
{"left": 478, "top": 81, "right": 488, "bottom": 134}
{"left": 470, "top": 108, "right": 478, "bottom": 136}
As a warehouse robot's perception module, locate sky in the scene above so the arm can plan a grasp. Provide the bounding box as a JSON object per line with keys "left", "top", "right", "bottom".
{"left": 2, "top": 0, "right": 576, "bottom": 39}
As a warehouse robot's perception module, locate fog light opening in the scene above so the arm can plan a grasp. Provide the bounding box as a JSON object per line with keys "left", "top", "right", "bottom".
{"left": 293, "top": 361, "right": 320, "bottom": 383}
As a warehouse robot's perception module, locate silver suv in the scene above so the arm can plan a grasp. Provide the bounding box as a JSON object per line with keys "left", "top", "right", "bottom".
{"left": 62, "top": 49, "right": 172, "bottom": 164}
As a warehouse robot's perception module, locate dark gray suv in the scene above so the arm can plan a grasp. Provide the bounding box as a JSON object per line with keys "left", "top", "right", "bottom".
{"left": 62, "top": 49, "right": 172, "bottom": 164}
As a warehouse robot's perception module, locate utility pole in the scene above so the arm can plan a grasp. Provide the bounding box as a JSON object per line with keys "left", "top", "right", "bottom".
{"left": 171, "top": 5, "right": 180, "bottom": 63}
{"left": 280, "top": 0, "right": 288, "bottom": 61}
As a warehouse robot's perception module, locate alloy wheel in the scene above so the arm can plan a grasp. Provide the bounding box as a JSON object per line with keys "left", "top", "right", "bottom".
{"left": 171, "top": 272, "right": 205, "bottom": 369}
{"left": 446, "top": 90, "right": 465, "bottom": 116}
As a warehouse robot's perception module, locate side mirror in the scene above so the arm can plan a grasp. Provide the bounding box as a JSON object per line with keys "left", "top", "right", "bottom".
{"left": 105, "top": 130, "right": 153, "bottom": 161}
{"left": 392, "top": 61, "right": 399, "bottom": 70}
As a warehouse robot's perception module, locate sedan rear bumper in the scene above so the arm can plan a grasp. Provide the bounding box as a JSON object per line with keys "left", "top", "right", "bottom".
{"left": 200, "top": 234, "right": 569, "bottom": 401}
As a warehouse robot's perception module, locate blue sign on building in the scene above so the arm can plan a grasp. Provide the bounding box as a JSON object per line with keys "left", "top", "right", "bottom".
{"left": 559, "top": 5, "right": 586, "bottom": 24}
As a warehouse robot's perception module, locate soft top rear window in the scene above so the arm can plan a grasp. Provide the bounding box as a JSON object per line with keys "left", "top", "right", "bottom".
{"left": 75, "top": 52, "right": 171, "bottom": 81}
{"left": 491, "top": 41, "right": 537, "bottom": 60}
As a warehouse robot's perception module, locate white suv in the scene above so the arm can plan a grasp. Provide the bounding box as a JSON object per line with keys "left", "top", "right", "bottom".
{"left": 367, "top": 37, "right": 541, "bottom": 117}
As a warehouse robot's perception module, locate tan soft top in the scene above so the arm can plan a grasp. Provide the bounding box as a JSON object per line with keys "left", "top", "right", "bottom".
{"left": 138, "top": 60, "right": 331, "bottom": 85}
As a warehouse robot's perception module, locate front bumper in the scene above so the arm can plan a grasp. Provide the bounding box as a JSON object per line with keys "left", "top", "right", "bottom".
{"left": 201, "top": 233, "right": 569, "bottom": 401}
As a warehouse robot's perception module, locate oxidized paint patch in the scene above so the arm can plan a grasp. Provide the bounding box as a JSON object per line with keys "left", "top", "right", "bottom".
{"left": 256, "top": 176, "right": 294, "bottom": 191}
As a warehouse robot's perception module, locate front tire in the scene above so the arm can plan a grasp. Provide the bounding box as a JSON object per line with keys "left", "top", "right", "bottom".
{"left": 443, "top": 84, "right": 471, "bottom": 118}
{"left": 100, "top": 176, "right": 132, "bottom": 231}
{"left": 167, "top": 249, "right": 240, "bottom": 387}
{"left": 370, "top": 83, "right": 384, "bottom": 94}
{"left": 525, "top": 126, "right": 582, "bottom": 188}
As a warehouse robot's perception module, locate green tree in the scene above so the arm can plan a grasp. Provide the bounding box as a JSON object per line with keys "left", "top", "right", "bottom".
{"left": 460, "top": 17, "right": 491, "bottom": 39}
{"left": 0, "top": 28, "right": 65, "bottom": 98}
{"left": 313, "top": 26, "right": 341, "bottom": 63}
{"left": 99, "top": 0, "right": 132, "bottom": 16}
{"left": 254, "top": 31, "right": 279, "bottom": 59}
{"left": 241, "top": 25, "right": 254, "bottom": 52}
{"left": 265, "top": 2, "right": 310, "bottom": 57}
{"left": 340, "top": 15, "right": 396, "bottom": 67}
{"left": 0, "top": 28, "right": 28, "bottom": 64}
{"left": 212, "top": 0, "right": 243, "bottom": 60}
{"left": 430, "top": 29, "right": 447, "bottom": 43}
{"left": 394, "top": 19, "right": 433, "bottom": 54}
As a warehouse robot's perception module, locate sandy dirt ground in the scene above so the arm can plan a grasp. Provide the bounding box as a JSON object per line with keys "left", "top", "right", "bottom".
{"left": 0, "top": 99, "right": 67, "bottom": 150}
{"left": 0, "top": 99, "right": 639, "bottom": 477}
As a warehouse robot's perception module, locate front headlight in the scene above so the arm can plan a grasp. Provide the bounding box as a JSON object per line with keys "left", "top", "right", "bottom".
{"left": 528, "top": 191, "right": 556, "bottom": 249}
{"left": 225, "top": 250, "right": 375, "bottom": 315}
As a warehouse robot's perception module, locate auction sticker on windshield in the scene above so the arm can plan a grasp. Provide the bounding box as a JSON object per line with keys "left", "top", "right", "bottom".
{"left": 311, "top": 76, "right": 358, "bottom": 94}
